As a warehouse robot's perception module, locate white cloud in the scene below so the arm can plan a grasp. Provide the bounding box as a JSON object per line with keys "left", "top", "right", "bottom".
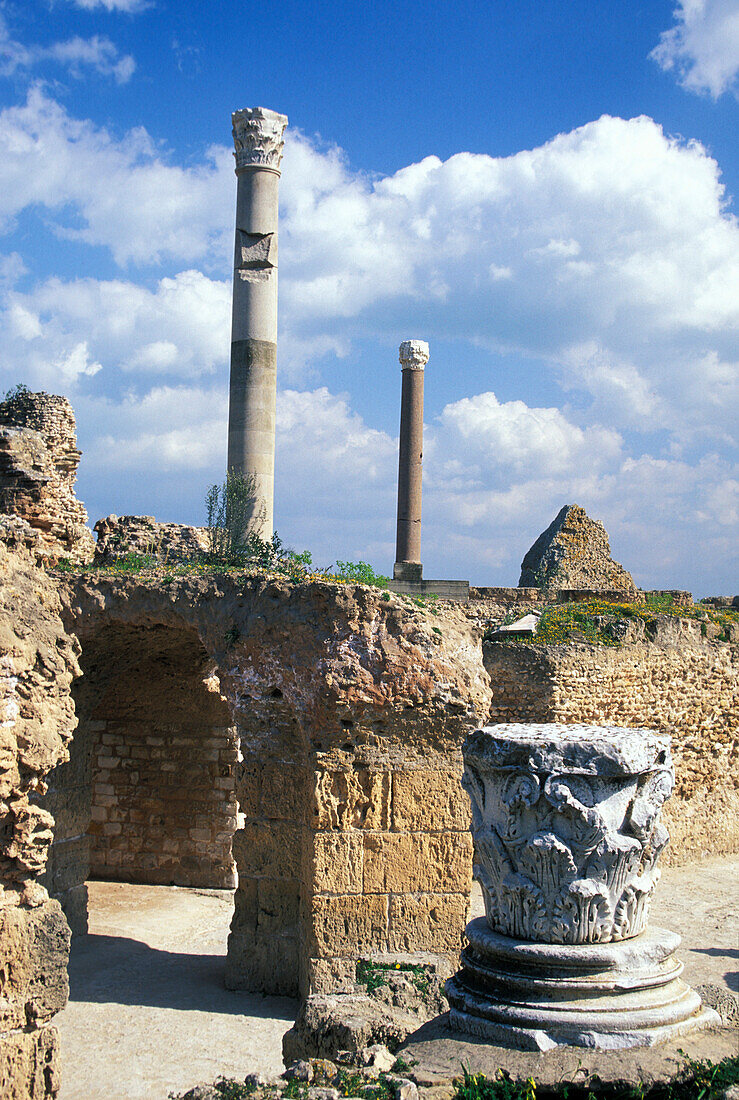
{"left": 650, "top": 0, "right": 739, "bottom": 98}
{"left": 436, "top": 392, "right": 622, "bottom": 479}
{"left": 68, "top": 0, "right": 151, "bottom": 12}
{"left": 1, "top": 269, "right": 230, "bottom": 390}
{"left": 277, "top": 116, "right": 739, "bottom": 445}
{"left": 0, "top": 18, "right": 135, "bottom": 83}
{"left": 0, "top": 89, "right": 231, "bottom": 265}
{"left": 46, "top": 36, "right": 135, "bottom": 83}
{"left": 0, "top": 95, "right": 735, "bottom": 439}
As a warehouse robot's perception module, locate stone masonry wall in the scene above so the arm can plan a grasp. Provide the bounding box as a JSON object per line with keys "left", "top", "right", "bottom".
{"left": 0, "top": 518, "right": 79, "bottom": 1099}
{"left": 58, "top": 573, "right": 492, "bottom": 1000}
{"left": 484, "top": 630, "right": 739, "bottom": 864}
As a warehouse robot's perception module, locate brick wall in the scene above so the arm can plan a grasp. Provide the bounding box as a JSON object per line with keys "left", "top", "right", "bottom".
{"left": 483, "top": 636, "right": 739, "bottom": 863}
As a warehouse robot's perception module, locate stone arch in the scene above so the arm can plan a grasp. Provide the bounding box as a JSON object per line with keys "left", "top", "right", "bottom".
{"left": 41, "top": 617, "right": 239, "bottom": 933}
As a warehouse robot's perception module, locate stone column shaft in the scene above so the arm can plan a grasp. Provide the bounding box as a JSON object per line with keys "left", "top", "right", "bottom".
{"left": 227, "top": 107, "right": 287, "bottom": 539}
{"left": 394, "top": 340, "right": 429, "bottom": 582}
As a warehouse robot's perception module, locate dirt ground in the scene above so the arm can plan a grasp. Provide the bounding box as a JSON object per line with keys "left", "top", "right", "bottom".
{"left": 56, "top": 858, "right": 738, "bottom": 1100}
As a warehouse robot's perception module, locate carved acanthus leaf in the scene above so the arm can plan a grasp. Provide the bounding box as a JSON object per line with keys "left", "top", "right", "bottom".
{"left": 232, "top": 107, "right": 288, "bottom": 171}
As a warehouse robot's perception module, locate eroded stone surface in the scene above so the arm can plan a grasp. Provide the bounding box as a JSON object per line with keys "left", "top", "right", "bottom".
{"left": 519, "top": 504, "right": 636, "bottom": 595}
{"left": 0, "top": 515, "right": 77, "bottom": 1098}
{"left": 0, "top": 392, "right": 94, "bottom": 564}
{"left": 54, "top": 571, "right": 491, "bottom": 999}
{"left": 93, "top": 514, "right": 210, "bottom": 563}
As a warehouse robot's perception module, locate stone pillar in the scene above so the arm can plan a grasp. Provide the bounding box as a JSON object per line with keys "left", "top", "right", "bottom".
{"left": 394, "top": 339, "right": 428, "bottom": 583}
{"left": 446, "top": 723, "right": 719, "bottom": 1049}
{"left": 227, "top": 106, "right": 288, "bottom": 540}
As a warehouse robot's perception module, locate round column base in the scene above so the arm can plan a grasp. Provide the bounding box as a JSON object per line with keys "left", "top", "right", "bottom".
{"left": 446, "top": 919, "right": 720, "bottom": 1052}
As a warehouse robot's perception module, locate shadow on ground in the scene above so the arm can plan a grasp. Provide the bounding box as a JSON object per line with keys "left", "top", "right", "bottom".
{"left": 68, "top": 932, "right": 296, "bottom": 1017}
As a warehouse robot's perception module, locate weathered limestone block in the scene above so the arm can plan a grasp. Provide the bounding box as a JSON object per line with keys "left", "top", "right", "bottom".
{"left": 391, "top": 769, "right": 470, "bottom": 831}
{"left": 462, "top": 724, "right": 673, "bottom": 944}
{"left": 447, "top": 724, "right": 719, "bottom": 1050}
{"left": 0, "top": 391, "right": 94, "bottom": 563}
{"left": 362, "top": 833, "right": 472, "bottom": 895}
{"left": 0, "top": 1027, "right": 60, "bottom": 1100}
{"left": 519, "top": 504, "right": 636, "bottom": 595}
{"left": 313, "top": 769, "right": 391, "bottom": 831}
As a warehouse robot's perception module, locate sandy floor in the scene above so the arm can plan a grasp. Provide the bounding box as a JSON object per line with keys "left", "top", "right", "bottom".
{"left": 56, "top": 881, "right": 297, "bottom": 1100}
{"left": 56, "top": 859, "right": 738, "bottom": 1100}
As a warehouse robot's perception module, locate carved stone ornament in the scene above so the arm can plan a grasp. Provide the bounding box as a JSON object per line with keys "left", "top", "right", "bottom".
{"left": 462, "top": 724, "right": 674, "bottom": 945}
{"left": 232, "top": 107, "right": 288, "bottom": 172}
{"left": 399, "top": 339, "right": 429, "bottom": 371}
{"left": 446, "top": 724, "right": 719, "bottom": 1050}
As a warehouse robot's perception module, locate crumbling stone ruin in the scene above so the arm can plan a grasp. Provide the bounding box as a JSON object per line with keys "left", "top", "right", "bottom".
{"left": 0, "top": 516, "right": 79, "bottom": 1097}
{"left": 0, "top": 392, "right": 737, "bottom": 1097}
{"left": 519, "top": 504, "right": 637, "bottom": 596}
{"left": 0, "top": 391, "right": 94, "bottom": 564}
{"left": 93, "top": 513, "right": 210, "bottom": 563}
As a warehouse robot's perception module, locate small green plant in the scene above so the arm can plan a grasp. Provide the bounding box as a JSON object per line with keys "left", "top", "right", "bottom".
{"left": 224, "top": 625, "right": 240, "bottom": 647}
{"left": 3, "top": 382, "right": 30, "bottom": 401}
{"left": 283, "top": 1080, "right": 309, "bottom": 1100}
{"left": 391, "top": 1055, "right": 418, "bottom": 1075}
{"left": 205, "top": 470, "right": 265, "bottom": 561}
{"left": 485, "top": 597, "right": 738, "bottom": 650}
{"left": 335, "top": 1069, "right": 370, "bottom": 1097}
{"left": 356, "top": 958, "right": 430, "bottom": 997}
{"left": 107, "top": 551, "right": 157, "bottom": 574}
{"left": 454, "top": 1067, "right": 536, "bottom": 1100}
{"left": 169, "top": 1078, "right": 257, "bottom": 1100}
{"left": 450, "top": 1052, "right": 739, "bottom": 1099}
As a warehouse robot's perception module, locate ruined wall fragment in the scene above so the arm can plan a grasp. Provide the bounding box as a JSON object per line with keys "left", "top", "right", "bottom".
{"left": 57, "top": 573, "right": 492, "bottom": 999}
{"left": 0, "top": 518, "right": 79, "bottom": 1099}
{"left": 0, "top": 392, "right": 94, "bottom": 564}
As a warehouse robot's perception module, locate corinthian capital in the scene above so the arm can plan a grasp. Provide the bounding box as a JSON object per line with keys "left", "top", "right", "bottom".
{"left": 399, "top": 339, "right": 429, "bottom": 371}
{"left": 232, "top": 107, "right": 288, "bottom": 172}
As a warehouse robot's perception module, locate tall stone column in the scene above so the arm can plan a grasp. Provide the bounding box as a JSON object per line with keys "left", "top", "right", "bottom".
{"left": 227, "top": 106, "right": 288, "bottom": 539}
{"left": 394, "top": 339, "right": 429, "bottom": 583}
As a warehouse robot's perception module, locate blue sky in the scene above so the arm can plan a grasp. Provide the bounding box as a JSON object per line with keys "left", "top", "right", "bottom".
{"left": 0, "top": 0, "right": 737, "bottom": 594}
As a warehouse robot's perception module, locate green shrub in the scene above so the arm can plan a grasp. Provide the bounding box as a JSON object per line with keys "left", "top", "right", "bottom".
{"left": 205, "top": 470, "right": 265, "bottom": 561}
{"left": 332, "top": 560, "right": 390, "bottom": 587}
{"left": 451, "top": 1052, "right": 739, "bottom": 1099}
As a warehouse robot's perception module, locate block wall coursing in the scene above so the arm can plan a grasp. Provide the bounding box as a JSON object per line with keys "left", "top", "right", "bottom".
{"left": 484, "top": 638, "right": 739, "bottom": 863}
{"left": 301, "top": 755, "right": 472, "bottom": 996}
{"left": 88, "top": 718, "right": 237, "bottom": 888}
{"left": 42, "top": 620, "right": 239, "bottom": 928}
